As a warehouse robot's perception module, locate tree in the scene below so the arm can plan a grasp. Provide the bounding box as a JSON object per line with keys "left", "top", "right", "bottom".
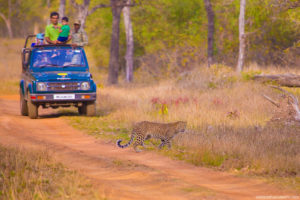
{"left": 108, "top": 0, "right": 124, "bottom": 84}
{"left": 123, "top": 0, "right": 134, "bottom": 82}
{"left": 70, "top": 0, "right": 109, "bottom": 28}
{"left": 59, "top": 0, "right": 66, "bottom": 21}
{"left": 204, "top": 0, "right": 215, "bottom": 68}
{"left": 108, "top": 0, "right": 135, "bottom": 84}
{"left": 236, "top": 0, "right": 246, "bottom": 72}
{"left": 0, "top": 0, "right": 13, "bottom": 38}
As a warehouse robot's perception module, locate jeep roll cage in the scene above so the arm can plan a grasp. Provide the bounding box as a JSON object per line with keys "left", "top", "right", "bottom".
{"left": 22, "top": 34, "right": 79, "bottom": 69}
{"left": 24, "top": 34, "right": 75, "bottom": 49}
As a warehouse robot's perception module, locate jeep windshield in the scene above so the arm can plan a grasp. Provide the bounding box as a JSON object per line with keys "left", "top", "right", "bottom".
{"left": 31, "top": 48, "right": 87, "bottom": 71}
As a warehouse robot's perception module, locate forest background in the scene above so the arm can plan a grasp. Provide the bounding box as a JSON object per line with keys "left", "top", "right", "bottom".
{"left": 0, "top": 1, "right": 300, "bottom": 193}
{"left": 0, "top": 0, "right": 299, "bottom": 83}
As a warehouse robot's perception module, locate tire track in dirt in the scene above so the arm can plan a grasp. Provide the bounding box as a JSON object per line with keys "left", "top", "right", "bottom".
{"left": 0, "top": 96, "right": 297, "bottom": 200}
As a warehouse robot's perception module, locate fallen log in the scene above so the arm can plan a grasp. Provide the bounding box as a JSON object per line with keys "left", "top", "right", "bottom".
{"left": 253, "top": 74, "right": 300, "bottom": 87}
{"left": 263, "top": 86, "right": 300, "bottom": 122}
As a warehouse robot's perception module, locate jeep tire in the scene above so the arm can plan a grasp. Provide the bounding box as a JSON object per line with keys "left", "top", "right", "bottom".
{"left": 27, "top": 92, "right": 38, "bottom": 119}
{"left": 20, "top": 90, "right": 28, "bottom": 116}
{"left": 86, "top": 102, "right": 96, "bottom": 116}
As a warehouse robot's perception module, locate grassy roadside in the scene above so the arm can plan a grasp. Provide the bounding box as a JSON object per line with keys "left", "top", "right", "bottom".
{"left": 0, "top": 144, "right": 103, "bottom": 200}
{"left": 0, "top": 39, "right": 105, "bottom": 199}
{"left": 0, "top": 38, "right": 22, "bottom": 95}
{"left": 1, "top": 38, "right": 299, "bottom": 193}
{"left": 61, "top": 66, "right": 300, "bottom": 193}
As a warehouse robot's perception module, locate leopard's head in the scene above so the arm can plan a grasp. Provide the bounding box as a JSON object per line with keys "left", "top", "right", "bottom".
{"left": 176, "top": 121, "right": 187, "bottom": 133}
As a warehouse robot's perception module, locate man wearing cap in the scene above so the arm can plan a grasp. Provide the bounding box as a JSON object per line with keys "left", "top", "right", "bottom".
{"left": 72, "top": 20, "right": 88, "bottom": 46}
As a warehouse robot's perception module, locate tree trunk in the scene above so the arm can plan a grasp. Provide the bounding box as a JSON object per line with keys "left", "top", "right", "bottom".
{"left": 78, "top": 8, "right": 89, "bottom": 28}
{"left": 0, "top": 12, "right": 13, "bottom": 38}
{"left": 47, "top": 0, "right": 51, "bottom": 8}
{"left": 0, "top": 0, "right": 13, "bottom": 38}
{"left": 236, "top": 0, "right": 246, "bottom": 72}
{"left": 204, "top": 0, "right": 214, "bottom": 68}
{"left": 33, "top": 22, "right": 39, "bottom": 34}
{"left": 70, "top": 0, "right": 108, "bottom": 29}
{"left": 108, "top": 0, "right": 123, "bottom": 85}
{"left": 70, "top": 0, "right": 89, "bottom": 29}
{"left": 5, "top": 17, "right": 13, "bottom": 38}
{"left": 59, "top": 0, "right": 66, "bottom": 21}
{"left": 123, "top": 0, "right": 134, "bottom": 82}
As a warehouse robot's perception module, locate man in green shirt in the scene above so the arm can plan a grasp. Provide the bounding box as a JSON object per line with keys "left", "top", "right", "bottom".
{"left": 45, "top": 12, "right": 71, "bottom": 44}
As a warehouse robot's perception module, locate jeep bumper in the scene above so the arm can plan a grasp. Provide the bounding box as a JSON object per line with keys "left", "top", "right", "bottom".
{"left": 29, "top": 92, "right": 97, "bottom": 103}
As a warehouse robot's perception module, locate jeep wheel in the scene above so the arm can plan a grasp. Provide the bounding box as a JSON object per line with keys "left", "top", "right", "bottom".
{"left": 78, "top": 105, "right": 87, "bottom": 115}
{"left": 20, "top": 90, "right": 28, "bottom": 116}
{"left": 86, "top": 102, "right": 96, "bottom": 116}
{"left": 27, "top": 92, "right": 38, "bottom": 119}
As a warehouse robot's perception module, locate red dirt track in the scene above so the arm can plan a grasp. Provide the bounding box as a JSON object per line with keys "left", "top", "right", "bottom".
{"left": 0, "top": 95, "right": 298, "bottom": 200}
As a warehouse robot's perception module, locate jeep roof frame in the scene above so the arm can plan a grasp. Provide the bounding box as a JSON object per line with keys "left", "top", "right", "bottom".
{"left": 24, "top": 35, "right": 76, "bottom": 50}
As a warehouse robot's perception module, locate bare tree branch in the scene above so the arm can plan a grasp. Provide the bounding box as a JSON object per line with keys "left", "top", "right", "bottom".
{"left": 88, "top": 4, "right": 111, "bottom": 15}
{"left": 0, "top": 12, "right": 8, "bottom": 22}
{"left": 270, "top": 86, "right": 300, "bottom": 121}
{"left": 270, "top": 86, "right": 299, "bottom": 105}
{"left": 115, "top": 0, "right": 137, "bottom": 7}
{"left": 0, "top": 11, "right": 13, "bottom": 38}
{"left": 272, "top": 0, "right": 300, "bottom": 11}
{"left": 119, "top": 3, "right": 136, "bottom": 7}
{"left": 70, "top": 0, "right": 80, "bottom": 9}
{"left": 262, "top": 94, "right": 280, "bottom": 107}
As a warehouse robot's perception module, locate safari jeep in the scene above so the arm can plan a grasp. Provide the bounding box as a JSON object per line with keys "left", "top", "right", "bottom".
{"left": 20, "top": 35, "right": 97, "bottom": 119}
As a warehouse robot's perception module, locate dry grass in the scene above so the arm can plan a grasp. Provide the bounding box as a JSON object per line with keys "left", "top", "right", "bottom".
{"left": 66, "top": 64, "right": 300, "bottom": 181}
{"left": 63, "top": 66, "right": 300, "bottom": 193}
{"left": 1, "top": 39, "right": 299, "bottom": 187}
{"left": 0, "top": 144, "right": 102, "bottom": 200}
{"left": 0, "top": 38, "right": 23, "bottom": 94}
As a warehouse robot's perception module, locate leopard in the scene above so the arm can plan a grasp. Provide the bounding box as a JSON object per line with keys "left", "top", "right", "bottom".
{"left": 117, "top": 121, "right": 187, "bottom": 152}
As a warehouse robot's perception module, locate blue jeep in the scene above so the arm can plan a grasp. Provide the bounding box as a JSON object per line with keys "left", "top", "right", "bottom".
{"left": 20, "top": 35, "right": 97, "bottom": 119}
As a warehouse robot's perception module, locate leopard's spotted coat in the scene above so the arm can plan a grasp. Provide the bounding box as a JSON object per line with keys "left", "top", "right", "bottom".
{"left": 117, "top": 121, "right": 187, "bottom": 152}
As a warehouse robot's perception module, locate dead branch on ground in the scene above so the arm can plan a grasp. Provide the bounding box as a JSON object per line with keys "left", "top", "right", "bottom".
{"left": 263, "top": 86, "right": 300, "bottom": 123}
{"left": 254, "top": 74, "right": 300, "bottom": 87}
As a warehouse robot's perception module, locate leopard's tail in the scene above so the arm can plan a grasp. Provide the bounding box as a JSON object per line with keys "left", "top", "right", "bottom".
{"left": 117, "top": 132, "right": 135, "bottom": 148}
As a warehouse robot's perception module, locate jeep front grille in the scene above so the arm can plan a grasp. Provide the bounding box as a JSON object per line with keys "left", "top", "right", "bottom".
{"left": 47, "top": 82, "right": 81, "bottom": 91}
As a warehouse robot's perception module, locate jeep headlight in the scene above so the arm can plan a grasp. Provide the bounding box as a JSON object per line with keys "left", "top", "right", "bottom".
{"left": 37, "top": 82, "right": 47, "bottom": 91}
{"left": 81, "top": 82, "right": 90, "bottom": 90}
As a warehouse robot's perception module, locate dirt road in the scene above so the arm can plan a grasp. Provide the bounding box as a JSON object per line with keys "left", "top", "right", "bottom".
{"left": 0, "top": 95, "right": 297, "bottom": 200}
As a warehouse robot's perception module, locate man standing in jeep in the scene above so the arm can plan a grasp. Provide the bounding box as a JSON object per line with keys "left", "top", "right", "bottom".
{"left": 45, "top": 12, "right": 71, "bottom": 44}
{"left": 72, "top": 20, "right": 88, "bottom": 46}
{"left": 44, "top": 12, "right": 61, "bottom": 44}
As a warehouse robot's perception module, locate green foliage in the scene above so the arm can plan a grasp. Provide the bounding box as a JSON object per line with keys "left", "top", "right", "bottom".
{"left": 246, "top": 0, "right": 300, "bottom": 65}
{"left": 85, "top": 7, "right": 112, "bottom": 67}
{"left": 241, "top": 70, "right": 262, "bottom": 81}
{"left": 0, "top": 0, "right": 49, "bottom": 36}
{"left": 200, "top": 151, "right": 226, "bottom": 167}
{"left": 0, "top": 0, "right": 299, "bottom": 68}
{"left": 208, "top": 81, "right": 217, "bottom": 89}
